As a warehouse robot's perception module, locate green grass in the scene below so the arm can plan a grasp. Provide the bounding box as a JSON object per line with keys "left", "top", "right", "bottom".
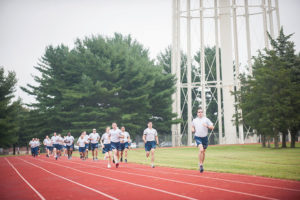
{"left": 74, "top": 143, "right": 300, "bottom": 181}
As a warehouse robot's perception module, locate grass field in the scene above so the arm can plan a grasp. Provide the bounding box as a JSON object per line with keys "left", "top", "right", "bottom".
{"left": 75, "top": 143, "right": 300, "bottom": 181}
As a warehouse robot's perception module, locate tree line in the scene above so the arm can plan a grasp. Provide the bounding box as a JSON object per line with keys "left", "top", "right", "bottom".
{"left": 0, "top": 30, "right": 299, "bottom": 150}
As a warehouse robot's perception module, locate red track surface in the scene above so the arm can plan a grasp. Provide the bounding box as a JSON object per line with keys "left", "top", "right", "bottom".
{"left": 0, "top": 155, "right": 299, "bottom": 200}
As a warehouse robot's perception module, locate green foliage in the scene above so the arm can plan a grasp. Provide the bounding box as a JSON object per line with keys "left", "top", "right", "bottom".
{"left": 0, "top": 67, "right": 20, "bottom": 147}
{"left": 235, "top": 28, "right": 300, "bottom": 147}
{"left": 22, "top": 33, "right": 177, "bottom": 139}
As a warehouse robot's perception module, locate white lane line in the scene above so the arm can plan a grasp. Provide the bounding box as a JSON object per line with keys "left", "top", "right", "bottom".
{"left": 30, "top": 157, "right": 197, "bottom": 200}
{"left": 17, "top": 158, "right": 118, "bottom": 200}
{"left": 5, "top": 158, "right": 46, "bottom": 200}
{"left": 39, "top": 157, "right": 279, "bottom": 200}
{"left": 120, "top": 165, "right": 300, "bottom": 192}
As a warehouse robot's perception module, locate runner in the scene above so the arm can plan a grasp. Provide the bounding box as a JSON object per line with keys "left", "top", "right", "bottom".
{"left": 120, "top": 126, "right": 131, "bottom": 163}
{"left": 109, "top": 122, "right": 123, "bottom": 168}
{"left": 65, "top": 132, "right": 74, "bottom": 159}
{"left": 43, "top": 135, "right": 53, "bottom": 157}
{"left": 29, "top": 138, "right": 35, "bottom": 157}
{"left": 83, "top": 131, "right": 90, "bottom": 159}
{"left": 100, "top": 127, "right": 112, "bottom": 168}
{"left": 77, "top": 133, "right": 88, "bottom": 160}
{"left": 63, "top": 136, "right": 67, "bottom": 156}
{"left": 89, "top": 128, "right": 100, "bottom": 161}
{"left": 36, "top": 138, "right": 41, "bottom": 156}
{"left": 143, "top": 121, "right": 159, "bottom": 168}
{"left": 191, "top": 108, "right": 214, "bottom": 173}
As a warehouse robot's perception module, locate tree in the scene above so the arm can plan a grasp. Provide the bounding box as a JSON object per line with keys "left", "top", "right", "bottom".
{"left": 0, "top": 67, "right": 20, "bottom": 147}
{"left": 235, "top": 28, "right": 299, "bottom": 148}
{"left": 22, "top": 33, "right": 177, "bottom": 140}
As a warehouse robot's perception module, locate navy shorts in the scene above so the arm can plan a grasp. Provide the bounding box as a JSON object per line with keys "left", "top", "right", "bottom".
{"left": 85, "top": 144, "right": 89, "bottom": 150}
{"left": 33, "top": 147, "right": 39, "bottom": 155}
{"left": 79, "top": 147, "right": 85, "bottom": 153}
{"left": 47, "top": 146, "right": 53, "bottom": 151}
{"left": 102, "top": 144, "right": 112, "bottom": 154}
{"left": 53, "top": 144, "right": 61, "bottom": 150}
{"left": 194, "top": 136, "right": 208, "bottom": 149}
{"left": 66, "top": 145, "right": 73, "bottom": 150}
{"left": 111, "top": 142, "right": 121, "bottom": 151}
{"left": 91, "top": 143, "right": 98, "bottom": 150}
{"left": 120, "top": 142, "right": 129, "bottom": 151}
{"left": 145, "top": 141, "right": 156, "bottom": 152}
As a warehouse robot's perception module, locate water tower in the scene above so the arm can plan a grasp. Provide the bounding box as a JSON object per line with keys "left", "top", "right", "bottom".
{"left": 171, "top": 0, "right": 281, "bottom": 146}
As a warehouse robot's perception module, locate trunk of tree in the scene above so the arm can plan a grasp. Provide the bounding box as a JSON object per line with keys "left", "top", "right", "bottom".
{"left": 290, "top": 129, "right": 297, "bottom": 148}
{"left": 281, "top": 131, "right": 287, "bottom": 148}
{"left": 261, "top": 135, "right": 266, "bottom": 147}
{"left": 267, "top": 136, "right": 271, "bottom": 148}
{"left": 274, "top": 133, "right": 279, "bottom": 149}
{"left": 26, "top": 145, "right": 29, "bottom": 154}
{"left": 13, "top": 144, "right": 16, "bottom": 155}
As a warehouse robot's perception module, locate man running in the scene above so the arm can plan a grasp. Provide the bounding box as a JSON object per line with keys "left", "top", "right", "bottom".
{"left": 109, "top": 122, "right": 123, "bottom": 168}
{"left": 51, "top": 132, "right": 59, "bottom": 159}
{"left": 89, "top": 128, "right": 100, "bottom": 161}
{"left": 77, "top": 133, "right": 88, "bottom": 160}
{"left": 65, "top": 132, "right": 74, "bottom": 159}
{"left": 43, "top": 135, "right": 53, "bottom": 157}
{"left": 29, "top": 138, "right": 35, "bottom": 157}
{"left": 120, "top": 126, "right": 131, "bottom": 163}
{"left": 143, "top": 121, "right": 159, "bottom": 168}
{"left": 101, "top": 127, "right": 112, "bottom": 168}
{"left": 83, "top": 131, "right": 90, "bottom": 159}
{"left": 192, "top": 108, "right": 214, "bottom": 173}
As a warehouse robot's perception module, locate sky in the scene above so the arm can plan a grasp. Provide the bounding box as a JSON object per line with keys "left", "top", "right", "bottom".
{"left": 0, "top": 0, "right": 300, "bottom": 104}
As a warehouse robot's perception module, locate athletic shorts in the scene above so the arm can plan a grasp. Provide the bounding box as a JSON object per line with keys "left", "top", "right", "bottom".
{"left": 91, "top": 143, "right": 98, "bottom": 150}
{"left": 111, "top": 142, "right": 121, "bottom": 151}
{"left": 79, "top": 147, "right": 85, "bottom": 153}
{"left": 66, "top": 145, "right": 73, "bottom": 150}
{"left": 53, "top": 144, "right": 60, "bottom": 150}
{"left": 33, "top": 147, "right": 39, "bottom": 155}
{"left": 85, "top": 144, "right": 89, "bottom": 150}
{"left": 47, "top": 146, "right": 53, "bottom": 151}
{"left": 194, "top": 136, "right": 208, "bottom": 149}
{"left": 102, "top": 144, "right": 112, "bottom": 154}
{"left": 120, "top": 142, "right": 129, "bottom": 151}
{"left": 145, "top": 141, "right": 156, "bottom": 152}
{"left": 63, "top": 145, "right": 67, "bottom": 149}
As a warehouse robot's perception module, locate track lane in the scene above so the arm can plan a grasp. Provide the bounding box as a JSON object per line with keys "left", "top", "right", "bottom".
{"left": 19, "top": 156, "right": 197, "bottom": 200}
{"left": 6, "top": 157, "right": 118, "bottom": 200}
{"left": 34, "top": 156, "right": 283, "bottom": 200}
{"left": 58, "top": 157, "right": 300, "bottom": 200}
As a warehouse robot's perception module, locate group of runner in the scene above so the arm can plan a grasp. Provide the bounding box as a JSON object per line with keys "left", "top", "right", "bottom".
{"left": 29, "top": 109, "right": 212, "bottom": 173}
{"left": 28, "top": 138, "right": 41, "bottom": 157}
{"left": 30, "top": 121, "right": 159, "bottom": 168}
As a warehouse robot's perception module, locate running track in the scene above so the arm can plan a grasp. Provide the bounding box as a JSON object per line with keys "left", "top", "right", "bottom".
{"left": 0, "top": 156, "right": 299, "bottom": 200}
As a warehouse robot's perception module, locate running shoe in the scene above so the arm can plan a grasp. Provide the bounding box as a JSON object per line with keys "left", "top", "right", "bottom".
{"left": 151, "top": 164, "right": 155, "bottom": 168}
{"left": 107, "top": 164, "right": 111, "bottom": 168}
{"left": 113, "top": 159, "right": 115, "bottom": 164}
{"left": 125, "top": 159, "right": 127, "bottom": 163}
{"left": 116, "top": 162, "right": 119, "bottom": 168}
{"left": 120, "top": 157, "right": 123, "bottom": 162}
{"left": 55, "top": 156, "right": 58, "bottom": 160}
{"left": 200, "top": 165, "right": 204, "bottom": 173}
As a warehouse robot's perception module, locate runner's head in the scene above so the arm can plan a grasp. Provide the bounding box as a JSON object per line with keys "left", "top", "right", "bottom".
{"left": 121, "top": 126, "right": 125, "bottom": 132}
{"left": 148, "top": 121, "right": 153, "bottom": 129}
{"left": 112, "top": 122, "right": 117, "bottom": 129}
{"left": 197, "top": 108, "right": 203, "bottom": 118}
{"left": 106, "top": 127, "right": 110, "bottom": 133}
{"left": 93, "top": 128, "right": 96, "bottom": 133}
{"left": 68, "top": 132, "right": 71, "bottom": 136}
{"left": 46, "top": 135, "right": 49, "bottom": 139}
{"left": 54, "top": 132, "right": 57, "bottom": 136}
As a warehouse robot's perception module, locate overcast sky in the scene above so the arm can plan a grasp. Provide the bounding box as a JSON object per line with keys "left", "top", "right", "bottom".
{"left": 1, "top": 0, "right": 300, "bottom": 104}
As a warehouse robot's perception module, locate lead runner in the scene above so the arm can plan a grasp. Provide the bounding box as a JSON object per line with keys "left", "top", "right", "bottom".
{"left": 192, "top": 108, "right": 214, "bottom": 173}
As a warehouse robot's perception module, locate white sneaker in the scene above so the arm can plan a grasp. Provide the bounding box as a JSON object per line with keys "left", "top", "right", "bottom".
{"left": 107, "top": 164, "right": 111, "bottom": 168}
